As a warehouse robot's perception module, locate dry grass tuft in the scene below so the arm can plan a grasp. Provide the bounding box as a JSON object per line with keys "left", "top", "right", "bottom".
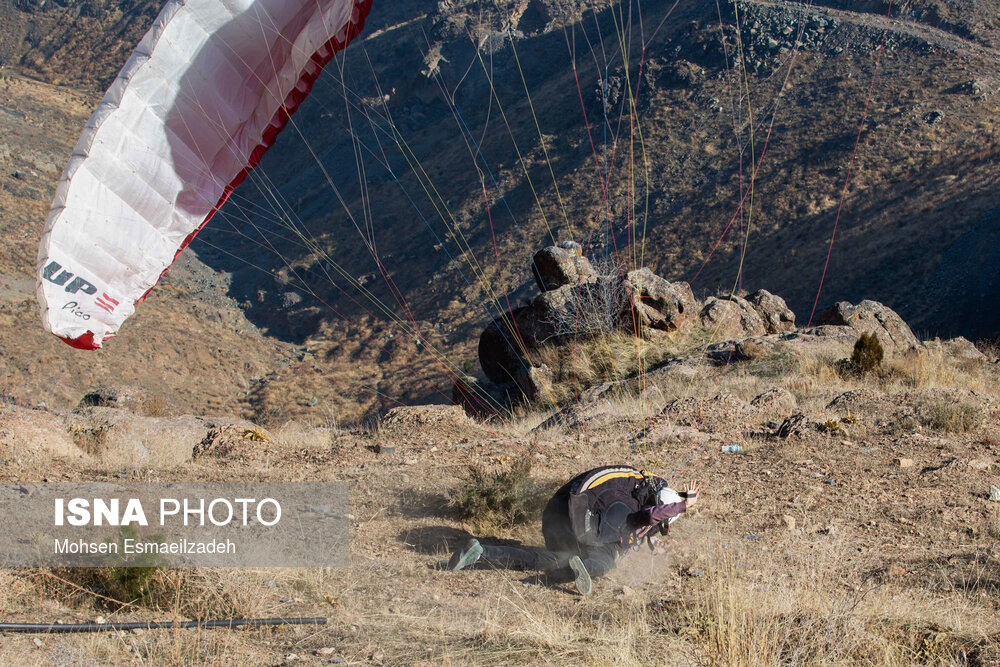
{"left": 921, "top": 401, "right": 985, "bottom": 434}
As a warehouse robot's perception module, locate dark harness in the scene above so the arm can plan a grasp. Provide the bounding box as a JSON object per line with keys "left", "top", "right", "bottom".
{"left": 565, "top": 466, "right": 664, "bottom": 547}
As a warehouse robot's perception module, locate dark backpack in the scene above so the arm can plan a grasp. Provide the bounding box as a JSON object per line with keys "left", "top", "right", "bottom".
{"left": 566, "top": 466, "right": 660, "bottom": 546}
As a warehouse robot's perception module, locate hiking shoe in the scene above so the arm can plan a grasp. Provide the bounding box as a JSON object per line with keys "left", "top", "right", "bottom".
{"left": 569, "top": 556, "right": 592, "bottom": 596}
{"left": 448, "top": 539, "right": 483, "bottom": 571}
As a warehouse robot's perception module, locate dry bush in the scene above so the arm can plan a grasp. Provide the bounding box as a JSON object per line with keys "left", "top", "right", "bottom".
{"left": 921, "top": 401, "right": 984, "bottom": 434}
{"left": 851, "top": 333, "right": 884, "bottom": 374}
{"left": 142, "top": 394, "right": 169, "bottom": 418}
{"left": 454, "top": 459, "right": 551, "bottom": 535}
{"left": 253, "top": 403, "right": 290, "bottom": 431}
{"left": 533, "top": 331, "right": 677, "bottom": 400}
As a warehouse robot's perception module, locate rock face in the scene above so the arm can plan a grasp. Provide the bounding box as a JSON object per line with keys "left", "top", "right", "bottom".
{"left": 924, "top": 336, "right": 988, "bottom": 362}
{"left": 67, "top": 407, "right": 204, "bottom": 468}
{"left": 514, "top": 364, "right": 554, "bottom": 402}
{"left": 621, "top": 268, "right": 695, "bottom": 334}
{"left": 700, "top": 296, "right": 767, "bottom": 338}
{"left": 478, "top": 308, "right": 535, "bottom": 384}
{"left": 700, "top": 291, "right": 796, "bottom": 339}
{"left": 470, "top": 244, "right": 929, "bottom": 419}
{"left": 814, "top": 300, "right": 919, "bottom": 353}
{"left": 747, "top": 289, "right": 795, "bottom": 333}
{"left": 531, "top": 241, "right": 597, "bottom": 292}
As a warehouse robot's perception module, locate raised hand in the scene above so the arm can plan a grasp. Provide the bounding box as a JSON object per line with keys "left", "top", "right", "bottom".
{"left": 685, "top": 481, "right": 703, "bottom": 508}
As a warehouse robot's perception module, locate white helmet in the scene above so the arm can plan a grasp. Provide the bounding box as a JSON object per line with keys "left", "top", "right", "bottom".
{"left": 657, "top": 487, "right": 684, "bottom": 525}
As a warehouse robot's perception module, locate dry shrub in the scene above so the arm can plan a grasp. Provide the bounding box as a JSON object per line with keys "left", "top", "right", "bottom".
{"left": 454, "top": 459, "right": 550, "bottom": 535}
{"left": 142, "top": 394, "right": 169, "bottom": 417}
{"left": 532, "top": 331, "right": 677, "bottom": 402}
{"left": 851, "top": 332, "right": 884, "bottom": 374}
{"left": 921, "top": 401, "right": 984, "bottom": 433}
{"left": 885, "top": 350, "right": 1000, "bottom": 396}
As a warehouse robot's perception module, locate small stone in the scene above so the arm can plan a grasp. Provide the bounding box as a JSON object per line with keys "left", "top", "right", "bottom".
{"left": 316, "top": 648, "right": 336, "bottom": 656}
{"left": 285, "top": 654, "right": 300, "bottom": 662}
{"left": 989, "top": 485, "right": 1000, "bottom": 502}
{"left": 618, "top": 585, "right": 635, "bottom": 597}
{"left": 685, "top": 567, "right": 703, "bottom": 577}
{"left": 781, "top": 515, "right": 796, "bottom": 531}
{"left": 33, "top": 638, "right": 43, "bottom": 648}
{"left": 94, "top": 616, "right": 106, "bottom": 624}
{"left": 743, "top": 533, "right": 759, "bottom": 540}
{"left": 897, "top": 458, "right": 914, "bottom": 469}
{"left": 969, "top": 459, "right": 993, "bottom": 471}
{"left": 887, "top": 564, "right": 906, "bottom": 577}
{"left": 823, "top": 524, "right": 837, "bottom": 535}
{"left": 376, "top": 444, "right": 395, "bottom": 455}
{"left": 370, "top": 650, "right": 384, "bottom": 662}
{"left": 404, "top": 457, "right": 418, "bottom": 465}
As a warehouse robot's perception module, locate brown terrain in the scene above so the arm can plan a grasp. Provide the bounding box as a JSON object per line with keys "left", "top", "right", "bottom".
{"left": 1, "top": 0, "right": 1000, "bottom": 664}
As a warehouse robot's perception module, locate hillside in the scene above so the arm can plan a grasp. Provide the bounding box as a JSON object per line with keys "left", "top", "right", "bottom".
{"left": 2, "top": 314, "right": 999, "bottom": 663}
{"left": 2, "top": 0, "right": 999, "bottom": 419}
{"left": 1, "top": 4, "right": 1000, "bottom": 661}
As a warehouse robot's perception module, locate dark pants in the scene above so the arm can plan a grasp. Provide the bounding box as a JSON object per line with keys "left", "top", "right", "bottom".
{"left": 479, "top": 486, "right": 621, "bottom": 578}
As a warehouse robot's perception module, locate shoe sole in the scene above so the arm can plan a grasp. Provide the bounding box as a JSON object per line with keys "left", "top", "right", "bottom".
{"left": 569, "top": 556, "right": 592, "bottom": 596}
{"left": 448, "top": 539, "right": 483, "bottom": 571}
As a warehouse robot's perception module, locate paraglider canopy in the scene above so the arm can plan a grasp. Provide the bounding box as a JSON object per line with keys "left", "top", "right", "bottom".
{"left": 36, "top": 0, "right": 372, "bottom": 349}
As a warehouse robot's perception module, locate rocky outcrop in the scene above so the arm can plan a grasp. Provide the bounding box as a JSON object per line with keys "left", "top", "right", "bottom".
{"left": 478, "top": 264, "right": 695, "bottom": 385}
{"left": 514, "top": 364, "right": 554, "bottom": 402}
{"left": 531, "top": 241, "right": 597, "bottom": 292}
{"left": 814, "top": 300, "right": 919, "bottom": 353}
{"left": 478, "top": 308, "right": 535, "bottom": 384}
{"left": 466, "top": 244, "right": 939, "bottom": 419}
{"left": 700, "top": 296, "right": 767, "bottom": 338}
{"left": 924, "top": 336, "right": 988, "bottom": 363}
{"left": 700, "top": 290, "right": 796, "bottom": 339}
{"left": 67, "top": 407, "right": 206, "bottom": 468}
{"left": 747, "top": 289, "right": 795, "bottom": 333}
{"left": 621, "top": 268, "right": 695, "bottom": 334}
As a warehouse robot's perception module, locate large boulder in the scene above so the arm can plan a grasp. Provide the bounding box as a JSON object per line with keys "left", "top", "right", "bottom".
{"left": 478, "top": 307, "right": 537, "bottom": 384}
{"left": 619, "top": 268, "right": 695, "bottom": 334}
{"left": 0, "top": 405, "right": 89, "bottom": 463}
{"left": 531, "top": 241, "right": 597, "bottom": 292}
{"left": 814, "top": 300, "right": 919, "bottom": 353}
{"left": 514, "top": 364, "right": 555, "bottom": 402}
{"left": 924, "top": 336, "right": 988, "bottom": 363}
{"left": 747, "top": 289, "right": 795, "bottom": 333}
{"left": 67, "top": 407, "right": 205, "bottom": 468}
{"left": 700, "top": 296, "right": 767, "bottom": 339}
